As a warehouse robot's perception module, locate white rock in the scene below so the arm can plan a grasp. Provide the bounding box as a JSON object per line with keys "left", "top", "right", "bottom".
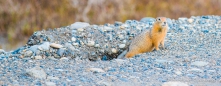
{"left": 71, "top": 37, "right": 76, "bottom": 42}
{"left": 45, "top": 82, "right": 56, "bottom": 86}
{"left": 77, "top": 28, "right": 84, "bottom": 32}
{"left": 70, "top": 22, "right": 90, "bottom": 29}
{"left": 188, "top": 19, "right": 194, "bottom": 23}
{"left": 55, "top": 69, "right": 64, "bottom": 71}
{"left": 188, "top": 68, "right": 203, "bottom": 73}
{"left": 174, "top": 71, "right": 182, "bottom": 75}
{"left": 119, "top": 44, "right": 126, "bottom": 49}
{"left": 120, "top": 26, "right": 125, "bottom": 29}
{"left": 121, "top": 24, "right": 129, "bottom": 28}
{"left": 162, "top": 81, "right": 188, "bottom": 86}
{"left": 60, "top": 57, "right": 69, "bottom": 60}
{"left": 123, "top": 40, "right": 127, "bottom": 44}
{"left": 111, "top": 48, "right": 117, "bottom": 53}
{"left": 118, "top": 35, "right": 124, "bottom": 40}
{"left": 80, "top": 41, "right": 85, "bottom": 45}
{"left": 50, "top": 43, "right": 63, "bottom": 49}
{"left": 87, "top": 41, "right": 95, "bottom": 47}
{"left": 72, "top": 43, "right": 79, "bottom": 46}
{"left": 178, "top": 17, "right": 187, "bottom": 21}
{"left": 47, "top": 56, "right": 57, "bottom": 60}
{"left": 34, "top": 56, "right": 42, "bottom": 60}
{"left": 47, "top": 76, "right": 59, "bottom": 80}
{"left": 87, "top": 68, "right": 105, "bottom": 73}
{"left": 191, "top": 61, "right": 209, "bottom": 67}
{"left": 66, "top": 78, "right": 73, "bottom": 82}
{"left": 103, "top": 26, "right": 113, "bottom": 31}
{"left": 136, "top": 26, "right": 142, "bottom": 30}
{"left": 26, "top": 67, "right": 47, "bottom": 79}
{"left": 94, "top": 44, "right": 100, "bottom": 48}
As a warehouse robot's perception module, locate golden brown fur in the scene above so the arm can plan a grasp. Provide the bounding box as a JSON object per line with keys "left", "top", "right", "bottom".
{"left": 125, "top": 17, "right": 168, "bottom": 58}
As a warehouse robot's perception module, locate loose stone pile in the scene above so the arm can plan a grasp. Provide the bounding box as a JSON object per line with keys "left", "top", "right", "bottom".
{"left": 0, "top": 15, "right": 221, "bottom": 85}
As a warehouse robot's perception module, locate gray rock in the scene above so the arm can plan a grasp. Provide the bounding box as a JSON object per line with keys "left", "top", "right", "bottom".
{"left": 38, "top": 42, "right": 50, "bottom": 51}
{"left": 29, "top": 45, "right": 39, "bottom": 52}
{"left": 188, "top": 68, "right": 203, "bottom": 73}
{"left": 97, "top": 80, "right": 111, "bottom": 86}
{"left": 47, "top": 76, "right": 59, "bottom": 80}
{"left": 57, "top": 48, "right": 66, "bottom": 56}
{"left": 191, "top": 61, "right": 209, "bottom": 67}
{"left": 47, "top": 56, "right": 57, "bottom": 60}
{"left": 117, "top": 50, "right": 127, "bottom": 59}
{"left": 87, "top": 68, "right": 105, "bottom": 73}
{"left": 70, "top": 22, "right": 90, "bottom": 29}
{"left": 24, "top": 50, "right": 33, "bottom": 57}
{"left": 45, "top": 82, "right": 56, "bottom": 86}
{"left": 26, "top": 67, "right": 47, "bottom": 79}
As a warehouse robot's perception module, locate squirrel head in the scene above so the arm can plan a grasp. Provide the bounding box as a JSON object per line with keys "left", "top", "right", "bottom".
{"left": 155, "top": 17, "right": 168, "bottom": 28}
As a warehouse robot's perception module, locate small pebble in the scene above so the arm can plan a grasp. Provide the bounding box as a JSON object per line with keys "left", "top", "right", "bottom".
{"left": 34, "top": 56, "right": 43, "bottom": 60}
{"left": 77, "top": 28, "right": 84, "bottom": 32}
{"left": 87, "top": 41, "right": 95, "bottom": 47}
{"left": 103, "top": 26, "right": 113, "bottom": 31}
{"left": 188, "top": 19, "right": 194, "bottom": 23}
{"left": 45, "top": 82, "right": 56, "bottom": 86}
{"left": 72, "top": 43, "right": 79, "bottom": 46}
{"left": 119, "top": 44, "right": 126, "bottom": 49}
{"left": 60, "top": 57, "right": 69, "bottom": 60}
{"left": 111, "top": 48, "right": 117, "bottom": 53}
{"left": 94, "top": 44, "right": 100, "bottom": 48}
{"left": 71, "top": 37, "right": 76, "bottom": 42}
{"left": 87, "top": 68, "right": 105, "bottom": 73}
{"left": 50, "top": 43, "right": 63, "bottom": 49}
{"left": 162, "top": 81, "right": 188, "bottom": 86}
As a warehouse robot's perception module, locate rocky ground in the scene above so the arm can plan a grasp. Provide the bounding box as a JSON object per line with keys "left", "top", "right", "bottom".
{"left": 1, "top": 15, "right": 221, "bottom": 86}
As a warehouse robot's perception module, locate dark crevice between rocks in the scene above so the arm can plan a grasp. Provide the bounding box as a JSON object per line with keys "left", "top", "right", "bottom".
{"left": 102, "top": 51, "right": 122, "bottom": 61}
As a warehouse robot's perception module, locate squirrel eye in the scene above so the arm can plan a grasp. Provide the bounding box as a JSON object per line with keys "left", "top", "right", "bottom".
{"left": 158, "top": 18, "right": 161, "bottom": 21}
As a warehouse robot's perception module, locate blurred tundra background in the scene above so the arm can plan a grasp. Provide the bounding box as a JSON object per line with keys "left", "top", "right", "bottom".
{"left": 0, "top": 0, "right": 221, "bottom": 51}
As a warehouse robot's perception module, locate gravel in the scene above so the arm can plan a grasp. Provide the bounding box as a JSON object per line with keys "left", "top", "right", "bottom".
{"left": 1, "top": 15, "right": 221, "bottom": 85}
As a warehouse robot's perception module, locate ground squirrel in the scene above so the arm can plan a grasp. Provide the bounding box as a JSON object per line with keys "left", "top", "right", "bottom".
{"left": 125, "top": 17, "right": 168, "bottom": 58}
